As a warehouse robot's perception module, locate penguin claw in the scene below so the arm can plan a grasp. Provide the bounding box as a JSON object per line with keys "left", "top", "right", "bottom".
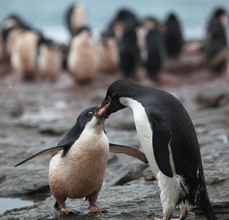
{"left": 89, "top": 206, "right": 108, "bottom": 214}
{"left": 61, "top": 208, "right": 80, "bottom": 215}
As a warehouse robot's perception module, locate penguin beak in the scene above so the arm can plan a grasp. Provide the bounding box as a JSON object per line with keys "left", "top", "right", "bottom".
{"left": 95, "top": 103, "right": 110, "bottom": 117}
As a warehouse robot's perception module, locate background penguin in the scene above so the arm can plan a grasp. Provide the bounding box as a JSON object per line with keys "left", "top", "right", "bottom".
{"left": 11, "top": 30, "right": 43, "bottom": 80}
{"left": 205, "top": 8, "right": 228, "bottom": 73}
{"left": 141, "top": 17, "right": 165, "bottom": 80}
{"left": 99, "top": 79, "right": 216, "bottom": 220}
{"left": 108, "top": 8, "right": 139, "bottom": 40}
{"left": 36, "top": 38, "right": 63, "bottom": 81}
{"left": 15, "top": 105, "right": 148, "bottom": 214}
{"left": 98, "top": 30, "right": 119, "bottom": 73}
{"left": 106, "top": 9, "right": 140, "bottom": 78}
{"left": 164, "top": 13, "right": 183, "bottom": 58}
{"left": 118, "top": 28, "right": 140, "bottom": 78}
{"left": 67, "top": 27, "right": 99, "bottom": 84}
{"left": 66, "top": 4, "right": 86, "bottom": 37}
{"left": 1, "top": 14, "right": 30, "bottom": 63}
{"left": 0, "top": 32, "right": 3, "bottom": 62}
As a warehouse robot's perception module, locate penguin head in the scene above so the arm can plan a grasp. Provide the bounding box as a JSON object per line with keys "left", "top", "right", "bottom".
{"left": 100, "top": 79, "right": 137, "bottom": 116}
{"left": 77, "top": 105, "right": 110, "bottom": 130}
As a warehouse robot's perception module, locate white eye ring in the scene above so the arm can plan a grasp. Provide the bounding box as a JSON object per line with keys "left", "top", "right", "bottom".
{"left": 88, "top": 111, "right": 93, "bottom": 116}
{"left": 107, "top": 96, "right": 112, "bottom": 101}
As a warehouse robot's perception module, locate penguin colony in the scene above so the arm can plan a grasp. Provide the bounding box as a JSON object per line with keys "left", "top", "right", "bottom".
{"left": 0, "top": 5, "right": 228, "bottom": 83}
{"left": 9, "top": 4, "right": 222, "bottom": 219}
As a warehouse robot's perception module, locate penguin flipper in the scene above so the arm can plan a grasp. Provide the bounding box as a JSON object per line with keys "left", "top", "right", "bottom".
{"left": 109, "top": 143, "right": 148, "bottom": 164}
{"left": 152, "top": 120, "right": 173, "bottom": 177}
{"left": 15, "top": 144, "right": 67, "bottom": 167}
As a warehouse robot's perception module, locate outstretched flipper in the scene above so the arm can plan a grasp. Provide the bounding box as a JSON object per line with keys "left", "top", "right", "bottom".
{"left": 109, "top": 143, "right": 148, "bottom": 164}
{"left": 151, "top": 119, "right": 173, "bottom": 177}
{"left": 14, "top": 143, "right": 70, "bottom": 167}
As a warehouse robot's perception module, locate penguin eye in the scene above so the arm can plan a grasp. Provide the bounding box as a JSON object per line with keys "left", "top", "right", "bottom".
{"left": 107, "top": 96, "right": 112, "bottom": 101}
{"left": 88, "top": 111, "right": 93, "bottom": 117}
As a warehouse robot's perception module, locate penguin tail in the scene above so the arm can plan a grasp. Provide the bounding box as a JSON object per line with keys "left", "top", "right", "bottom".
{"left": 196, "top": 184, "right": 217, "bottom": 220}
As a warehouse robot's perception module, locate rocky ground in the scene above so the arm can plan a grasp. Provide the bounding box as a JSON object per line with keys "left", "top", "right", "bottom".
{"left": 0, "top": 54, "right": 229, "bottom": 219}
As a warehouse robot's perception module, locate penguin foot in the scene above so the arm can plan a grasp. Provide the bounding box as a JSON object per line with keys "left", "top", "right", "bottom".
{"left": 61, "top": 208, "right": 80, "bottom": 215}
{"left": 89, "top": 205, "right": 108, "bottom": 214}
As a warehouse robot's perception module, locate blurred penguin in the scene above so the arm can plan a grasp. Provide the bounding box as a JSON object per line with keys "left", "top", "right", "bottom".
{"left": 1, "top": 14, "right": 29, "bottom": 30}
{"left": 98, "top": 30, "right": 119, "bottom": 73}
{"left": 1, "top": 14, "right": 30, "bottom": 62}
{"left": 11, "top": 30, "right": 42, "bottom": 80}
{"left": 37, "top": 38, "right": 62, "bottom": 81}
{"left": 0, "top": 32, "right": 3, "bottom": 62}
{"left": 67, "top": 27, "right": 99, "bottom": 84}
{"left": 205, "top": 8, "right": 228, "bottom": 72}
{"left": 105, "top": 9, "right": 140, "bottom": 78}
{"left": 118, "top": 28, "right": 140, "bottom": 78}
{"left": 108, "top": 8, "right": 139, "bottom": 40}
{"left": 66, "top": 4, "right": 86, "bottom": 37}
{"left": 164, "top": 13, "right": 183, "bottom": 58}
{"left": 141, "top": 17, "right": 165, "bottom": 80}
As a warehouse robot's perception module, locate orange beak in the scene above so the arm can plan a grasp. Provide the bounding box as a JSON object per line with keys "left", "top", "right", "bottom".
{"left": 95, "top": 103, "right": 110, "bottom": 117}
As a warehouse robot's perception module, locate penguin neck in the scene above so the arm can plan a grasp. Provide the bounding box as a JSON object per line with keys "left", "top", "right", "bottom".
{"left": 84, "top": 116, "right": 105, "bottom": 136}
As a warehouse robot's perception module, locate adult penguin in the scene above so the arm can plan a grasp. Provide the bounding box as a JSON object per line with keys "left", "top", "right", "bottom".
{"left": 98, "top": 79, "right": 216, "bottom": 220}
{"left": 164, "top": 13, "right": 183, "bottom": 58}
{"left": 205, "top": 8, "right": 228, "bottom": 72}
{"left": 118, "top": 28, "right": 140, "bottom": 78}
{"left": 142, "top": 17, "right": 165, "bottom": 80}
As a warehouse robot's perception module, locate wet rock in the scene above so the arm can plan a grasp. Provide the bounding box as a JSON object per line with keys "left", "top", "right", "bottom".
{"left": 106, "top": 162, "right": 148, "bottom": 186}
{"left": 195, "top": 89, "right": 225, "bottom": 108}
{"left": 143, "top": 166, "right": 156, "bottom": 181}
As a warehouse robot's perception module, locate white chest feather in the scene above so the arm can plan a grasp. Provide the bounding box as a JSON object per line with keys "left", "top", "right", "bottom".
{"left": 49, "top": 127, "right": 109, "bottom": 198}
{"left": 119, "top": 97, "right": 160, "bottom": 176}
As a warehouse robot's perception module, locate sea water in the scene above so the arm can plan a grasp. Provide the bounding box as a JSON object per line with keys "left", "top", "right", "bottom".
{"left": 0, "top": 0, "right": 228, "bottom": 43}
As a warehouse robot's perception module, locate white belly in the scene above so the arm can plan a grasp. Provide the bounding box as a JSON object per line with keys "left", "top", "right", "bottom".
{"left": 120, "top": 97, "right": 160, "bottom": 177}
{"left": 49, "top": 130, "right": 109, "bottom": 199}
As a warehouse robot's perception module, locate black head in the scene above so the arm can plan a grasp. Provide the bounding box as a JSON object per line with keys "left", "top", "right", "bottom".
{"left": 100, "top": 79, "right": 140, "bottom": 116}
{"left": 213, "top": 8, "right": 226, "bottom": 18}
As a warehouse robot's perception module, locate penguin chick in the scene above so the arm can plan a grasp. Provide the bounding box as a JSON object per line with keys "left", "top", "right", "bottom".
{"left": 66, "top": 4, "right": 86, "bottom": 36}
{"left": 1, "top": 14, "right": 29, "bottom": 31}
{"left": 37, "top": 38, "right": 62, "bottom": 81}
{"left": 67, "top": 27, "right": 99, "bottom": 84}
{"left": 98, "top": 31, "right": 119, "bottom": 73}
{"left": 99, "top": 79, "right": 217, "bottom": 220}
{"left": 11, "top": 30, "right": 42, "bottom": 80}
{"left": 1, "top": 15, "right": 30, "bottom": 62}
{"left": 15, "top": 105, "right": 148, "bottom": 214}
